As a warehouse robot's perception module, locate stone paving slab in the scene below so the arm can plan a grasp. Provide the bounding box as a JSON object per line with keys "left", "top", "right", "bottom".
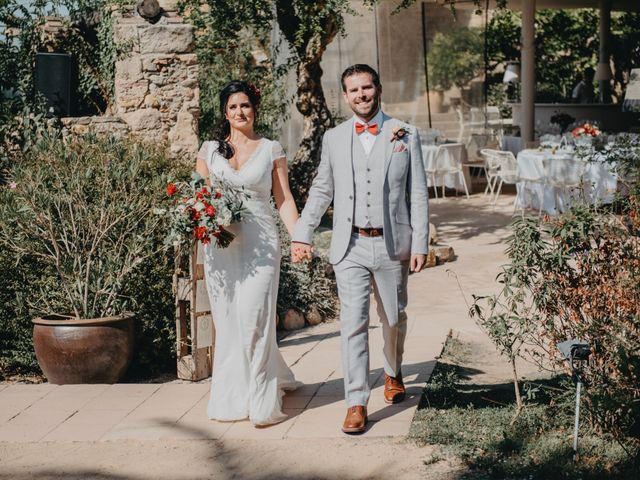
{"left": 0, "top": 194, "right": 514, "bottom": 443}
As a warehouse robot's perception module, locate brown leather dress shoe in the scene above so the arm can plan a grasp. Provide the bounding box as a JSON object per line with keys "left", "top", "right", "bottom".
{"left": 342, "top": 405, "right": 368, "bottom": 434}
{"left": 384, "top": 372, "right": 406, "bottom": 404}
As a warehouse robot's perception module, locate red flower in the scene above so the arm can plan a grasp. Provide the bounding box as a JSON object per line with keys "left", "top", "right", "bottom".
{"left": 192, "top": 210, "right": 201, "bottom": 221}
{"left": 166, "top": 183, "right": 177, "bottom": 196}
{"left": 214, "top": 191, "right": 222, "bottom": 199}
{"left": 194, "top": 226, "right": 207, "bottom": 240}
{"left": 205, "top": 205, "right": 216, "bottom": 217}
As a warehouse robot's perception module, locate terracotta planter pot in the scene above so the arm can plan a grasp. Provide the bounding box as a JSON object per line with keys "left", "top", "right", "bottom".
{"left": 32, "top": 313, "right": 135, "bottom": 384}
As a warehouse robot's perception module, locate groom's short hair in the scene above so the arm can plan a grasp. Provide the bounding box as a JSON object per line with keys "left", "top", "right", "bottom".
{"left": 341, "top": 64, "right": 380, "bottom": 92}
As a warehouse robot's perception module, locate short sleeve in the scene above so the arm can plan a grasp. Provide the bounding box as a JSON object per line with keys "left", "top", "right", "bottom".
{"left": 198, "top": 141, "right": 218, "bottom": 171}
{"left": 197, "top": 141, "right": 210, "bottom": 161}
{"left": 271, "top": 140, "right": 286, "bottom": 163}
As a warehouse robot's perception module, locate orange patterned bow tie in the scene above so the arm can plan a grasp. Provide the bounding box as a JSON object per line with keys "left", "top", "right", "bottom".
{"left": 355, "top": 122, "right": 379, "bottom": 135}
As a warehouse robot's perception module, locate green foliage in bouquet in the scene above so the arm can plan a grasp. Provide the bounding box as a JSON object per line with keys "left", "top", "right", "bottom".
{"left": 165, "top": 172, "right": 250, "bottom": 250}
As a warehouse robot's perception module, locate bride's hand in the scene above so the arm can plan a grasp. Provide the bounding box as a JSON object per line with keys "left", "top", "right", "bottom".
{"left": 291, "top": 242, "right": 313, "bottom": 263}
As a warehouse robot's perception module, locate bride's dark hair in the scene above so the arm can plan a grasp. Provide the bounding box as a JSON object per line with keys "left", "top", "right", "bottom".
{"left": 212, "top": 80, "right": 261, "bottom": 159}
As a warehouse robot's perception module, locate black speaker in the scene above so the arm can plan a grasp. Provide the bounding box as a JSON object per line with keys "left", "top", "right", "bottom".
{"left": 35, "top": 53, "right": 77, "bottom": 117}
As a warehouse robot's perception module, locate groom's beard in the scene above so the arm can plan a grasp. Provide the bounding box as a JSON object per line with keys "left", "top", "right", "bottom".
{"left": 353, "top": 95, "right": 380, "bottom": 121}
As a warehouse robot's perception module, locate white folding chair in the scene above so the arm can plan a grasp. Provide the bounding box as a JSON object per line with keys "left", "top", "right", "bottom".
{"left": 479, "top": 148, "right": 502, "bottom": 198}
{"left": 432, "top": 143, "right": 470, "bottom": 199}
{"left": 490, "top": 150, "right": 520, "bottom": 210}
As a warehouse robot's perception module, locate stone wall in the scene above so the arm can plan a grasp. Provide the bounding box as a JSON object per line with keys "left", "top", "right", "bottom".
{"left": 61, "top": 116, "right": 130, "bottom": 137}
{"left": 112, "top": 2, "right": 199, "bottom": 160}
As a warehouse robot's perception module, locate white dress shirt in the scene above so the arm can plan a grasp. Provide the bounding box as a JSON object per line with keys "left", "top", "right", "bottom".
{"left": 353, "top": 110, "right": 384, "bottom": 156}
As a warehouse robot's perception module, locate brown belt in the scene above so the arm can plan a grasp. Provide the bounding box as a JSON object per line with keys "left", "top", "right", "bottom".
{"left": 353, "top": 226, "right": 383, "bottom": 237}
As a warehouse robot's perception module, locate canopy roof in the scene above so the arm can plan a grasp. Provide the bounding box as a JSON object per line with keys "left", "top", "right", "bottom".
{"left": 434, "top": 0, "right": 640, "bottom": 12}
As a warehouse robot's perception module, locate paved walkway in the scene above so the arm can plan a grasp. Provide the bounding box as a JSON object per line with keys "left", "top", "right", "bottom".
{"left": 0, "top": 194, "right": 515, "bottom": 444}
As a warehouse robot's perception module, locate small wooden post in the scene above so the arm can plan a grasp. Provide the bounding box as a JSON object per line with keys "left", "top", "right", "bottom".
{"left": 174, "top": 242, "right": 214, "bottom": 380}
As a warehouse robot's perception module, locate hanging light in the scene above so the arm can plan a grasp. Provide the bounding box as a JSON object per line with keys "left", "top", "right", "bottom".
{"left": 503, "top": 62, "right": 520, "bottom": 83}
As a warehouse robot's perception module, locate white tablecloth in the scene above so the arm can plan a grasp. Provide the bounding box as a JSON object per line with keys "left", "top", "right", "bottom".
{"left": 516, "top": 149, "right": 617, "bottom": 214}
{"left": 422, "top": 144, "right": 471, "bottom": 192}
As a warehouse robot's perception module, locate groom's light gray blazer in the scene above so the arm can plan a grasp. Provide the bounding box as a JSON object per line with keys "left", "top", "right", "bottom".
{"left": 293, "top": 113, "right": 429, "bottom": 264}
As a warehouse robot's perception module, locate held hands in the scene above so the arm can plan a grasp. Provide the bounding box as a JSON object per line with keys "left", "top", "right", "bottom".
{"left": 410, "top": 254, "right": 427, "bottom": 273}
{"left": 291, "top": 241, "right": 313, "bottom": 263}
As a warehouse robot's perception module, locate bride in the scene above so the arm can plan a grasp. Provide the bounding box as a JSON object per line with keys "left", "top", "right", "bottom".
{"left": 195, "top": 80, "right": 301, "bottom": 426}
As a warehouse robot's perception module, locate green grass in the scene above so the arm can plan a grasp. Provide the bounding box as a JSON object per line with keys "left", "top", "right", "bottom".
{"left": 409, "top": 347, "right": 640, "bottom": 479}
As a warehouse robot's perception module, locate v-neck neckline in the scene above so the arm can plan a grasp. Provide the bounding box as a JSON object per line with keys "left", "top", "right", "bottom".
{"left": 226, "top": 138, "right": 266, "bottom": 173}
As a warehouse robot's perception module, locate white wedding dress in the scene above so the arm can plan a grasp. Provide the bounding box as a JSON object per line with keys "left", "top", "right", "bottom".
{"left": 199, "top": 139, "right": 300, "bottom": 426}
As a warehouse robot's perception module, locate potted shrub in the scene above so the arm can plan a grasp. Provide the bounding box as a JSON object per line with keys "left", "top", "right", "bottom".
{"left": 0, "top": 133, "right": 175, "bottom": 384}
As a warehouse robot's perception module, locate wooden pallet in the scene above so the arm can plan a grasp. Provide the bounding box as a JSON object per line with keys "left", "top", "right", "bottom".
{"left": 174, "top": 243, "right": 214, "bottom": 381}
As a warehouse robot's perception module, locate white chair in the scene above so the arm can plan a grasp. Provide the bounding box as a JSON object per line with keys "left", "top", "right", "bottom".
{"left": 431, "top": 143, "right": 470, "bottom": 199}
{"left": 491, "top": 151, "right": 520, "bottom": 209}
{"left": 543, "top": 158, "right": 587, "bottom": 213}
{"left": 479, "top": 148, "right": 503, "bottom": 198}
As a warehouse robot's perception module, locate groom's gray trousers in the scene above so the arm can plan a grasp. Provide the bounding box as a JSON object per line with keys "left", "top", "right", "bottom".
{"left": 333, "top": 232, "right": 409, "bottom": 407}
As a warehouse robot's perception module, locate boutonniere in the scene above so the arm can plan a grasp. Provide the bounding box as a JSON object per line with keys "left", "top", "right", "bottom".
{"left": 390, "top": 126, "right": 410, "bottom": 142}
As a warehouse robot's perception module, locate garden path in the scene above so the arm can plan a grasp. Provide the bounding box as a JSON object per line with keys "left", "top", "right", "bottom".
{"left": 0, "top": 193, "right": 517, "bottom": 479}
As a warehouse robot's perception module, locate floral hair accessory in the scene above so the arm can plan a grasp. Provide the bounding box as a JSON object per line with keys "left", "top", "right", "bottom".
{"left": 391, "top": 126, "right": 410, "bottom": 142}
{"left": 247, "top": 83, "right": 261, "bottom": 104}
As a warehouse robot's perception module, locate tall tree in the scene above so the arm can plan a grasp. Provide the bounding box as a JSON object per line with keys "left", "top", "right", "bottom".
{"left": 181, "top": 0, "right": 416, "bottom": 205}
{"left": 275, "top": 0, "right": 417, "bottom": 205}
{"left": 274, "top": 1, "right": 342, "bottom": 206}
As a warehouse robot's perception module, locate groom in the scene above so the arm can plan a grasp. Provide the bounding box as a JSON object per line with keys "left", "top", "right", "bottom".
{"left": 292, "top": 64, "right": 429, "bottom": 433}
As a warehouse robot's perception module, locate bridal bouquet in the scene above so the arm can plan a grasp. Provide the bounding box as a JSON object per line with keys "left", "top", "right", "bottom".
{"left": 163, "top": 172, "right": 250, "bottom": 248}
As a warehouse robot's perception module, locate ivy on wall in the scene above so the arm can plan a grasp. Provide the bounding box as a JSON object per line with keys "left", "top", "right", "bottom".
{"left": 178, "top": 0, "right": 289, "bottom": 142}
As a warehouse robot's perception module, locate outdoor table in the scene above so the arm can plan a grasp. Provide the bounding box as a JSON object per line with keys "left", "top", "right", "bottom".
{"left": 516, "top": 148, "right": 617, "bottom": 214}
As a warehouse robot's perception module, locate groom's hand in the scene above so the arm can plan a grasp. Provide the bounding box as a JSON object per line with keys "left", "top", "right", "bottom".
{"left": 410, "top": 254, "right": 427, "bottom": 273}
{"left": 291, "top": 242, "right": 313, "bottom": 263}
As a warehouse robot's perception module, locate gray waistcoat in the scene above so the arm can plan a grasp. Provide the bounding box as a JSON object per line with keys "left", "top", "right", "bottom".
{"left": 352, "top": 133, "right": 385, "bottom": 228}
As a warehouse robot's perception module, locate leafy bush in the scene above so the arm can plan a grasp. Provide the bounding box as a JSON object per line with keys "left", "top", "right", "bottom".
{"left": 486, "top": 9, "right": 640, "bottom": 105}
{"left": 0, "top": 134, "right": 177, "bottom": 318}
{"left": 0, "top": 251, "right": 66, "bottom": 377}
{"left": 427, "top": 27, "right": 483, "bottom": 91}
{"left": 121, "top": 248, "right": 177, "bottom": 379}
{"left": 487, "top": 83, "right": 512, "bottom": 119}
{"left": 0, "top": 100, "right": 60, "bottom": 185}
{"left": 0, "top": 134, "right": 185, "bottom": 378}
{"left": 275, "top": 216, "right": 337, "bottom": 324}
{"left": 472, "top": 138, "right": 640, "bottom": 437}
{"left": 411, "top": 351, "right": 639, "bottom": 479}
